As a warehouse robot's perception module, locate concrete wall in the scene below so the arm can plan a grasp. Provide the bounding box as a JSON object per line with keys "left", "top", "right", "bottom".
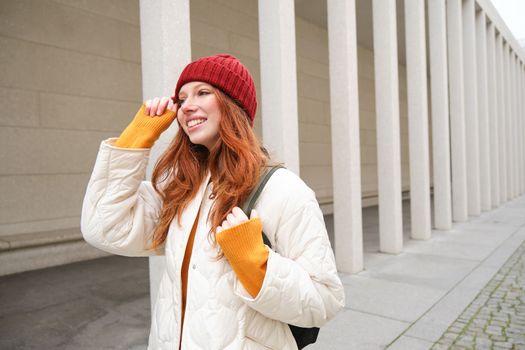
{"left": 0, "top": 0, "right": 411, "bottom": 239}
{"left": 0, "top": 0, "right": 142, "bottom": 237}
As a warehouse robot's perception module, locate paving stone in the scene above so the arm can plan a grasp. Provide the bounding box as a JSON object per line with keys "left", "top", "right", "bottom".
{"left": 486, "top": 325, "right": 503, "bottom": 335}
{"left": 431, "top": 240, "right": 525, "bottom": 350}
{"left": 493, "top": 341, "right": 513, "bottom": 349}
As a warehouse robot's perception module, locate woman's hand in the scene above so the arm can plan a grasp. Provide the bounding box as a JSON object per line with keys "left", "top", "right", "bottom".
{"left": 216, "top": 207, "right": 258, "bottom": 233}
{"left": 215, "top": 207, "right": 267, "bottom": 298}
{"left": 114, "top": 96, "right": 178, "bottom": 148}
{"left": 144, "top": 96, "right": 178, "bottom": 116}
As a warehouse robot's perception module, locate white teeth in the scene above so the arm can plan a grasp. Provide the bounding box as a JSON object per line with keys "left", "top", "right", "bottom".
{"left": 187, "top": 119, "right": 206, "bottom": 128}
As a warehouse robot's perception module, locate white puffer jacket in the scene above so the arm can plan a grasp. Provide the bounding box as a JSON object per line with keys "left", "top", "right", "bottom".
{"left": 81, "top": 139, "right": 345, "bottom": 350}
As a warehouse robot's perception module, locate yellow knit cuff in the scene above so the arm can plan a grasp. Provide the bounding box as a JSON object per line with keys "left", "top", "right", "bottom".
{"left": 217, "top": 218, "right": 269, "bottom": 297}
{"left": 115, "top": 104, "right": 177, "bottom": 148}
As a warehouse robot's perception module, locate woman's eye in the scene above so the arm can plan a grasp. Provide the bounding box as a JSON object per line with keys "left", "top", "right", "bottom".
{"left": 177, "top": 98, "right": 185, "bottom": 105}
{"left": 198, "top": 90, "right": 210, "bottom": 96}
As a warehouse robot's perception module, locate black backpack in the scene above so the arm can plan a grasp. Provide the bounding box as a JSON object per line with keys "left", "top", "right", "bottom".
{"left": 241, "top": 165, "right": 320, "bottom": 349}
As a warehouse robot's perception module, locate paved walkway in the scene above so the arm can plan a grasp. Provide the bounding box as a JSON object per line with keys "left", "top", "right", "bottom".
{"left": 1, "top": 196, "right": 525, "bottom": 349}
{"left": 432, "top": 241, "right": 525, "bottom": 350}
{"left": 313, "top": 196, "right": 525, "bottom": 350}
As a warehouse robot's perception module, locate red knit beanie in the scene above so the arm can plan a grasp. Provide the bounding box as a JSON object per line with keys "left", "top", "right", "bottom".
{"left": 173, "top": 54, "right": 257, "bottom": 126}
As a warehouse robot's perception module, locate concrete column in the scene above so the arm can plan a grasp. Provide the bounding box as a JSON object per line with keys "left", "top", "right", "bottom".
{"left": 513, "top": 55, "right": 520, "bottom": 197}
{"left": 497, "top": 37, "right": 507, "bottom": 202}
{"left": 520, "top": 61, "right": 524, "bottom": 194}
{"left": 475, "top": 11, "right": 491, "bottom": 211}
{"left": 519, "top": 62, "right": 523, "bottom": 194}
{"left": 504, "top": 44, "right": 512, "bottom": 200}
{"left": 486, "top": 22, "right": 500, "bottom": 207}
{"left": 511, "top": 54, "right": 517, "bottom": 198}
{"left": 521, "top": 62, "right": 525, "bottom": 194}
{"left": 327, "top": 0, "right": 363, "bottom": 273}
{"left": 517, "top": 60, "right": 525, "bottom": 195}
{"left": 520, "top": 62, "right": 525, "bottom": 193}
{"left": 404, "top": 0, "right": 431, "bottom": 240}
{"left": 372, "top": 0, "right": 403, "bottom": 253}
{"left": 139, "top": 0, "right": 192, "bottom": 311}
{"left": 516, "top": 62, "right": 524, "bottom": 196}
{"left": 516, "top": 56, "right": 520, "bottom": 196}
{"left": 428, "top": 0, "right": 452, "bottom": 229}
{"left": 258, "top": 0, "right": 300, "bottom": 175}
{"left": 446, "top": 0, "right": 468, "bottom": 221}
{"left": 462, "top": 0, "right": 480, "bottom": 216}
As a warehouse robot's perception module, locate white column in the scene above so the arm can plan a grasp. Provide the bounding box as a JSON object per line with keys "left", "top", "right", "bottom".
{"left": 505, "top": 44, "right": 512, "bottom": 200}
{"left": 516, "top": 62, "right": 524, "bottom": 196}
{"left": 327, "top": 0, "right": 363, "bottom": 273}
{"left": 486, "top": 22, "right": 500, "bottom": 207}
{"left": 428, "top": 0, "right": 452, "bottom": 229}
{"left": 447, "top": 0, "right": 468, "bottom": 221}
{"left": 404, "top": 0, "right": 431, "bottom": 239}
{"left": 462, "top": 0, "right": 480, "bottom": 216}
{"left": 497, "top": 37, "right": 507, "bottom": 202}
{"left": 139, "top": 0, "right": 192, "bottom": 312}
{"left": 507, "top": 52, "right": 515, "bottom": 199}
{"left": 475, "top": 11, "right": 491, "bottom": 211}
{"left": 513, "top": 55, "right": 520, "bottom": 197}
{"left": 496, "top": 37, "right": 507, "bottom": 204}
{"left": 520, "top": 62, "right": 523, "bottom": 194}
{"left": 517, "top": 60, "right": 525, "bottom": 195}
{"left": 508, "top": 51, "right": 514, "bottom": 199}
{"left": 372, "top": 0, "right": 403, "bottom": 253}
{"left": 520, "top": 62, "right": 525, "bottom": 194}
{"left": 511, "top": 54, "right": 517, "bottom": 198}
{"left": 514, "top": 53, "right": 523, "bottom": 197}
{"left": 258, "top": 0, "right": 300, "bottom": 175}
{"left": 519, "top": 60, "right": 524, "bottom": 194}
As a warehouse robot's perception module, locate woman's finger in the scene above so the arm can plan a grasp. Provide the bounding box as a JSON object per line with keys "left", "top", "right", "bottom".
{"left": 226, "top": 213, "right": 237, "bottom": 226}
{"left": 157, "top": 97, "right": 169, "bottom": 115}
{"left": 232, "top": 207, "right": 248, "bottom": 221}
{"left": 144, "top": 99, "right": 152, "bottom": 115}
{"left": 250, "top": 209, "right": 258, "bottom": 219}
{"left": 150, "top": 97, "right": 160, "bottom": 116}
{"left": 216, "top": 226, "right": 223, "bottom": 233}
{"left": 169, "top": 102, "right": 178, "bottom": 114}
{"left": 222, "top": 220, "right": 231, "bottom": 230}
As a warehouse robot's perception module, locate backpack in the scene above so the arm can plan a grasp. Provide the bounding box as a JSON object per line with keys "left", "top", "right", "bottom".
{"left": 241, "top": 165, "right": 320, "bottom": 349}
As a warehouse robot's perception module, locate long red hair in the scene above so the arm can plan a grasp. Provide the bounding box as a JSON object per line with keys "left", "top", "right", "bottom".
{"left": 149, "top": 88, "right": 269, "bottom": 250}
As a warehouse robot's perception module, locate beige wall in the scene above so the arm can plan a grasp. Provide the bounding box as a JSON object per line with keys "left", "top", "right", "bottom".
{"left": 0, "top": 0, "right": 412, "bottom": 237}
{"left": 0, "top": 0, "right": 142, "bottom": 236}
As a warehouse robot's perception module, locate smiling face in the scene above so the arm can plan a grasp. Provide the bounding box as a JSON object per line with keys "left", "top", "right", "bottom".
{"left": 176, "top": 81, "right": 222, "bottom": 150}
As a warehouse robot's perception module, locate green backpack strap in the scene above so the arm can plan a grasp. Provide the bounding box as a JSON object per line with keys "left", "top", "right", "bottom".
{"left": 241, "top": 165, "right": 284, "bottom": 248}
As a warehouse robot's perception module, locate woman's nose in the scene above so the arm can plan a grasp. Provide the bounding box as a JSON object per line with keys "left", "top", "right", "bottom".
{"left": 181, "top": 100, "right": 197, "bottom": 114}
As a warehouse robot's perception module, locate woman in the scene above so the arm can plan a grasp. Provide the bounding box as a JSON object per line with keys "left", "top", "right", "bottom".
{"left": 81, "top": 54, "right": 344, "bottom": 350}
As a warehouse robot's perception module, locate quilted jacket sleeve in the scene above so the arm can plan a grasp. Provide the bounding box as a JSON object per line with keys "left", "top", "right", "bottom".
{"left": 232, "top": 170, "right": 345, "bottom": 328}
{"left": 80, "top": 138, "right": 164, "bottom": 257}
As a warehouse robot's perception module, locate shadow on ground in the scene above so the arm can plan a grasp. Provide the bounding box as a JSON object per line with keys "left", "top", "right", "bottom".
{"left": 0, "top": 256, "right": 150, "bottom": 350}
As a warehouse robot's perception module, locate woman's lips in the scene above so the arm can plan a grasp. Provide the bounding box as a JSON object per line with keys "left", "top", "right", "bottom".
{"left": 186, "top": 118, "right": 206, "bottom": 130}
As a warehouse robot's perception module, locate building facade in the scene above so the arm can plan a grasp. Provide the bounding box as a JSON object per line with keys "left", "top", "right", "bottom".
{"left": 0, "top": 0, "right": 524, "bottom": 297}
